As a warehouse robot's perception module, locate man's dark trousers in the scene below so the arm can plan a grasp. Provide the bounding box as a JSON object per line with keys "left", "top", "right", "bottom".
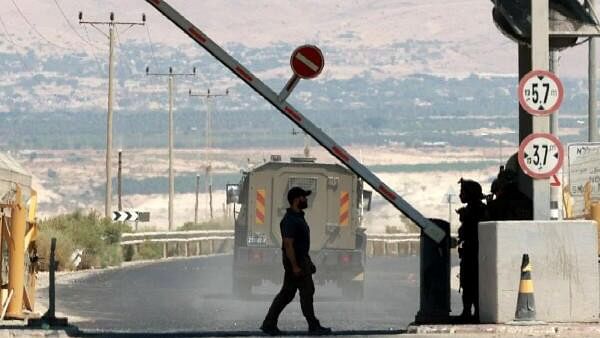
{"left": 263, "top": 269, "right": 319, "bottom": 328}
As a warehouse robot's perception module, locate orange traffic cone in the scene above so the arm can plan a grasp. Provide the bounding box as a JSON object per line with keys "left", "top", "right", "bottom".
{"left": 514, "top": 254, "right": 536, "bottom": 321}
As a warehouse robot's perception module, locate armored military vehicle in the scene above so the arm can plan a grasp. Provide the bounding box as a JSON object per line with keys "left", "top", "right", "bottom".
{"left": 227, "top": 155, "right": 370, "bottom": 299}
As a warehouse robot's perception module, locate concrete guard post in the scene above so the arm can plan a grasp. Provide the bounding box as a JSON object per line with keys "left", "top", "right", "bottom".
{"left": 478, "top": 221, "right": 599, "bottom": 323}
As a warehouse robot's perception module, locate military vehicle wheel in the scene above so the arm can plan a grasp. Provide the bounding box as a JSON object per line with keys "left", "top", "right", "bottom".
{"left": 233, "top": 276, "right": 252, "bottom": 298}
{"left": 341, "top": 281, "right": 364, "bottom": 300}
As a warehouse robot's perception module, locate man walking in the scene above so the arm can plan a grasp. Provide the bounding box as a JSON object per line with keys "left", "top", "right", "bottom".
{"left": 260, "top": 187, "right": 331, "bottom": 336}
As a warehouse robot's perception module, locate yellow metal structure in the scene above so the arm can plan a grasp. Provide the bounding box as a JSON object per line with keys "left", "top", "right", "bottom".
{"left": 584, "top": 181, "right": 593, "bottom": 217}
{"left": 592, "top": 202, "right": 600, "bottom": 257}
{"left": 562, "top": 185, "right": 574, "bottom": 219}
{"left": 2, "top": 185, "right": 39, "bottom": 319}
{"left": 6, "top": 186, "right": 26, "bottom": 318}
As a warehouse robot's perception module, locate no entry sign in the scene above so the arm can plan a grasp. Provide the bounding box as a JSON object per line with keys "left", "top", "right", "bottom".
{"left": 518, "top": 70, "right": 564, "bottom": 116}
{"left": 290, "top": 45, "right": 324, "bottom": 79}
{"left": 518, "top": 133, "right": 564, "bottom": 179}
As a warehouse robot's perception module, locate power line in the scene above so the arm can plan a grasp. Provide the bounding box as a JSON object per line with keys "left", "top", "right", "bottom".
{"left": 53, "top": 0, "right": 106, "bottom": 75}
{"left": 82, "top": 24, "right": 105, "bottom": 74}
{"left": 114, "top": 26, "right": 134, "bottom": 78}
{"left": 52, "top": 0, "right": 99, "bottom": 49}
{"left": 145, "top": 24, "right": 158, "bottom": 68}
{"left": 0, "top": 12, "right": 22, "bottom": 48}
{"left": 9, "top": 0, "right": 65, "bottom": 50}
{"left": 0, "top": 12, "right": 31, "bottom": 69}
{"left": 144, "top": 21, "right": 211, "bottom": 86}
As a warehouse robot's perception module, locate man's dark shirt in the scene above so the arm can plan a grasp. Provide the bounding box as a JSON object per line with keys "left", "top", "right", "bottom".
{"left": 280, "top": 208, "right": 310, "bottom": 268}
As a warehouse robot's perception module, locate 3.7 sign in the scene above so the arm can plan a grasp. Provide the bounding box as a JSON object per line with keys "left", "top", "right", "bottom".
{"left": 518, "top": 133, "right": 564, "bottom": 179}
{"left": 518, "top": 70, "right": 564, "bottom": 116}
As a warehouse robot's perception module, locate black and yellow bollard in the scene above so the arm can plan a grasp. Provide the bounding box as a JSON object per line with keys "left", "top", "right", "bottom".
{"left": 514, "top": 254, "right": 536, "bottom": 321}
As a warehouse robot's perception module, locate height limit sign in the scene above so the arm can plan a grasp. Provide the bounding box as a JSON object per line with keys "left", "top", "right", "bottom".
{"left": 518, "top": 133, "right": 564, "bottom": 179}
{"left": 517, "top": 69, "right": 565, "bottom": 179}
{"left": 518, "top": 70, "right": 564, "bottom": 116}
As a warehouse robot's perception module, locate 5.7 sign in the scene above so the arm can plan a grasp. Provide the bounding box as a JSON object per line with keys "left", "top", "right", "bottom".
{"left": 518, "top": 133, "right": 564, "bottom": 179}
{"left": 518, "top": 70, "right": 564, "bottom": 116}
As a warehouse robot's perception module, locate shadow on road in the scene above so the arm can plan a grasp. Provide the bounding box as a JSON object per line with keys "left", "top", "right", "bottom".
{"left": 202, "top": 293, "right": 356, "bottom": 302}
{"left": 12, "top": 323, "right": 407, "bottom": 337}
{"left": 71, "top": 328, "right": 407, "bottom": 337}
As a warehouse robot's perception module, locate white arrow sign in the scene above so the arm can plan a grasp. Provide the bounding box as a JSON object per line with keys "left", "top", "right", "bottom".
{"left": 112, "top": 211, "right": 139, "bottom": 222}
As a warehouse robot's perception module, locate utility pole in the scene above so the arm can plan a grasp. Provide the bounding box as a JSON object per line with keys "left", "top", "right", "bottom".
{"left": 118, "top": 149, "right": 122, "bottom": 211}
{"left": 79, "top": 12, "right": 145, "bottom": 219}
{"left": 147, "top": 66, "right": 196, "bottom": 230}
{"left": 189, "top": 88, "right": 229, "bottom": 220}
{"left": 292, "top": 128, "right": 311, "bottom": 157}
{"left": 590, "top": 0, "right": 599, "bottom": 142}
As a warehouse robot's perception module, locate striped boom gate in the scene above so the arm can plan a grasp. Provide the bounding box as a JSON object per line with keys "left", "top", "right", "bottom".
{"left": 145, "top": 0, "right": 446, "bottom": 244}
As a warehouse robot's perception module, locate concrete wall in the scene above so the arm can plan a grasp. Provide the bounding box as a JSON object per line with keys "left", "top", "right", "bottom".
{"left": 479, "top": 221, "right": 599, "bottom": 323}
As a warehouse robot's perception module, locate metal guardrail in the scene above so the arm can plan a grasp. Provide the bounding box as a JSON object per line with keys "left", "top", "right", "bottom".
{"left": 121, "top": 230, "right": 233, "bottom": 244}
{"left": 119, "top": 230, "right": 443, "bottom": 257}
{"left": 120, "top": 231, "right": 424, "bottom": 244}
{"left": 366, "top": 233, "right": 420, "bottom": 241}
{"left": 121, "top": 230, "right": 235, "bottom": 259}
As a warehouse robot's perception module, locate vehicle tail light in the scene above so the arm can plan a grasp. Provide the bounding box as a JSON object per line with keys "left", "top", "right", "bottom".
{"left": 339, "top": 254, "right": 352, "bottom": 265}
{"left": 249, "top": 250, "right": 263, "bottom": 264}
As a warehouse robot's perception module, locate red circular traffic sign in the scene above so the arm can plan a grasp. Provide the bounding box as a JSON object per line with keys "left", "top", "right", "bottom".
{"left": 518, "top": 70, "right": 564, "bottom": 116}
{"left": 290, "top": 45, "right": 324, "bottom": 79}
{"left": 518, "top": 133, "right": 564, "bottom": 179}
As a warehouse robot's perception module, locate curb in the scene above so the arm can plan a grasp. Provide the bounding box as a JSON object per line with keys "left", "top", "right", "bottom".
{"left": 408, "top": 323, "right": 600, "bottom": 336}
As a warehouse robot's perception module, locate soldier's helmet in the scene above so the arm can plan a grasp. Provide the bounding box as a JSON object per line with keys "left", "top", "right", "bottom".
{"left": 496, "top": 168, "right": 518, "bottom": 192}
{"left": 458, "top": 178, "right": 484, "bottom": 202}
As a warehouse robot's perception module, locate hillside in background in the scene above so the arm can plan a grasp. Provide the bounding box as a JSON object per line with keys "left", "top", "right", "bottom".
{"left": 0, "top": 0, "right": 593, "bottom": 150}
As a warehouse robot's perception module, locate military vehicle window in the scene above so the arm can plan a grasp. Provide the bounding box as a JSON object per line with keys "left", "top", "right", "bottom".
{"left": 226, "top": 184, "right": 240, "bottom": 204}
{"left": 288, "top": 177, "right": 317, "bottom": 195}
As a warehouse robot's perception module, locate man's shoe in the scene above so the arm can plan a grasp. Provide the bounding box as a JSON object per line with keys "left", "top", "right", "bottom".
{"left": 260, "top": 324, "right": 284, "bottom": 336}
{"left": 308, "top": 325, "right": 332, "bottom": 335}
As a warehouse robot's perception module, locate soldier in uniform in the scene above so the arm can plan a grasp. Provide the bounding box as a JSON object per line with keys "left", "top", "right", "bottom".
{"left": 487, "top": 165, "right": 533, "bottom": 221}
{"left": 456, "top": 178, "right": 487, "bottom": 322}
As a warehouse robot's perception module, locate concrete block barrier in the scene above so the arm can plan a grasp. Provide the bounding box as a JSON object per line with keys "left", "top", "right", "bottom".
{"left": 479, "top": 221, "right": 599, "bottom": 323}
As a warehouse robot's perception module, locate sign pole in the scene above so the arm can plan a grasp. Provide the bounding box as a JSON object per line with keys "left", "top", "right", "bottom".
{"left": 590, "top": 0, "right": 599, "bottom": 142}
{"left": 118, "top": 149, "right": 122, "bottom": 211}
{"left": 524, "top": 0, "right": 551, "bottom": 220}
{"left": 550, "top": 50, "right": 561, "bottom": 219}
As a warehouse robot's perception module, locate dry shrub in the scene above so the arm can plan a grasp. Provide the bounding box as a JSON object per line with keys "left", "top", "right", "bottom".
{"left": 37, "top": 210, "right": 131, "bottom": 271}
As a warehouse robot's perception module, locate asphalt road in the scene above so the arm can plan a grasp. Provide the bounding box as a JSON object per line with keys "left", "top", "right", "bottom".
{"left": 37, "top": 255, "right": 461, "bottom": 335}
